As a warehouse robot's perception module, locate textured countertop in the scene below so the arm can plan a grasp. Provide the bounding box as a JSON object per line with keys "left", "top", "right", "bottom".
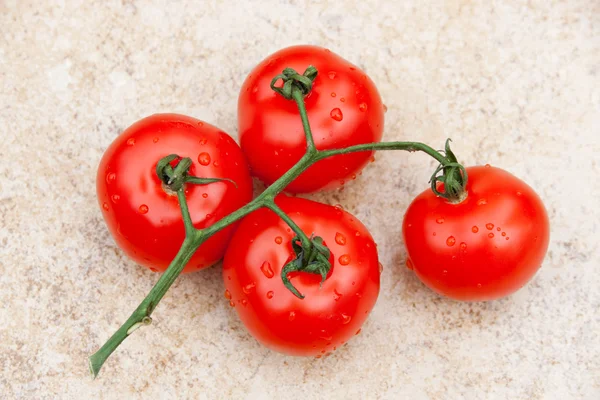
{"left": 1, "top": 1, "right": 599, "bottom": 399}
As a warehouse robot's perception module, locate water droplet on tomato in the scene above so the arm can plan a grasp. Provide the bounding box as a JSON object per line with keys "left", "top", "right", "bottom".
{"left": 340, "top": 97, "right": 346, "bottom": 103}
{"left": 485, "top": 164, "right": 491, "bottom": 168}
{"left": 358, "top": 102, "right": 368, "bottom": 112}
{"left": 442, "top": 270, "right": 448, "bottom": 276}
{"left": 446, "top": 236, "right": 456, "bottom": 246}
{"left": 383, "top": 104, "right": 388, "bottom": 113}
{"left": 213, "top": 160, "right": 219, "bottom": 167}
{"left": 241, "top": 299, "right": 248, "bottom": 307}
{"left": 260, "top": 261, "right": 274, "bottom": 278}
{"left": 199, "top": 138, "right": 207, "bottom": 145}
{"left": 288, "top": 311, "right": 296, "bottom": 321}
{"left": 405, "top": 259, "right": 414, "bottom": 270}
{"left": 328, "top": 71, "right": 336, "bottom": 79}
{"left": 197, "top": 121, "right": 204, "bottom": 127}
{"left": 333, "top": 289, "right": 342, "bottom": 301}
{"left": 198, "top": 152, "right": 211, "bottom": 165}
{"left": 460, "top": 242, "right": 467, "bottom": 250}
{"left": 433, "top": 232, "right": 437, "bottom": 236}
{"left": 355, "top": 329, "right": 361, "bottom": 335}
{"left": 224, "top": 290, "right": 231, "bottom": 300}
{"left": 330, "top": 92, "right": 336, "bottom": 97}
{"left": 202, "top": 193, "right": 208, "bottom": 198}
{"left": 229, "top": 300, "right": 235, "bottom": 307}
{"left": 501, "top": 232, "right": 506, "bottom": 236}
{"left": 378, "top": 262, "right": 384, "bottom": 273}
{"left": 242, "top": 282, "right": 255, "bottom": 294}
{"left": 496, "top": 227, "right": 501, "bottom": 231}
{"left": 266, "top": 291, "right": 274, "bottom": 299}
{"left": 516, "top": 191, "right": 522, "bottom": 196}
{"left": 330, "top": 108, "right": 343, "bottom": 121}
{"left": 335, "top": 232, "right": 346, "bottom": 245}
{"left": 152, "top": 137, "right": 159, "bottom": 143}
{"left": 472, "top": 226, "right": 479, "bottom": 233}
{"left": 486, "top": 223, "right": 494, "bottom": 230}
{"left": 111, "top": 194, "right": 120, "bottom": 203}
{"left": 354, "top": 231, "right": 361, "bottom": 237}
{"left": 252, "top": 86, "right": 258, "bottom": 93}
{"left": 102, "top": 202, "right": 109, "bottom": 211}
{"left": 338, "top": 254, "right": 351, "bottom": 265}
{"left": 341, "top": 314, "right": 352, "bottom": 324}
{"left": 370, "top": 156, "right": 375, "bottom": 163}
{"left": 488, "top": 233, "right": 494, "bottom": 238}
{"left": 505, "top": 237, "right": 510, "bottom": 240}
{"left": 138, "top": 204, "right": 149, "bottom": 214}
{"left": 351, "top": 174, "right": 357, "bottom": 180}
{"left": 126, "top": 138, "right": 135, "bottom": 146}
{"left": 274, "top": 236, "right": 283, "bottom": 244}
{"left": 436, "top": 217, "right": 445, "bottom": 224}
{"left": 477, "top": 283, "right": 482, "bottom": 288}
{"left": 106, "top": 172, "right": 116, "bottom": 184}
{"left": 477, "top": 198, "right": 487, "bottom": 206}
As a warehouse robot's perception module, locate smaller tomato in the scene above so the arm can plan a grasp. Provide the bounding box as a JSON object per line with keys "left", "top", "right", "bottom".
{"left": 402, "top": 165, "right": 550, "bottom": 301}
{"left": 97, "top": 114, "right": 253, "bottom": 273}
{"left": 223, "top": 196, "right": 380, "bottom": 356}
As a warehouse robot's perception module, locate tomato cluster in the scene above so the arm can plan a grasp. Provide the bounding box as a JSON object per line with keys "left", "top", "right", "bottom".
{"left": 96, "top": 45, "right": 549, "bottom": 361}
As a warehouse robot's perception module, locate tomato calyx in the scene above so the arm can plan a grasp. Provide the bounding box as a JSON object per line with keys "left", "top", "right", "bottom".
{"left": 429, "top": 139, "right": 468, "bottom": 203}
{"left": 270, "top": 66, "right": 318, "bottom": 100}
{"left": 155, "top": 153, "right": 237, "bottom": 193}
{"left": 281, "top": 235, "right": 331, "bottom": 299}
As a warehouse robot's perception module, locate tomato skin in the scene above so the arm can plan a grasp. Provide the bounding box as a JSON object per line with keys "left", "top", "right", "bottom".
{"left": 97, "top": 114, "right": 253, "bottom": 273}
{"left": 238, "top": 45, "right": 385, "bottom": 193}
{"left": 402, "top": 166, "right": 550, "bottom": 301}
{"left": 223, "top": 196, "right": 380, "bottom": 356}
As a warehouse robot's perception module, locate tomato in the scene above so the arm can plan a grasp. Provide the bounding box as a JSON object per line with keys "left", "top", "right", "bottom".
{"left": 402, "top": 165, "right": 550, "bottom": 301}
{"left": 222, "top": 196, "right": 380, "bottom": 356}
{"left": 238, "top": 45, "right": 385, "bottom": 193}
{"left": 97, "top": 114, "right": 253, "bottom": 273}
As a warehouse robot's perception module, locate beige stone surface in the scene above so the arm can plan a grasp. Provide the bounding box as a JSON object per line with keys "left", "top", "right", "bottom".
{"left": 1, "top": 0, "right": 599, "bottom": 399}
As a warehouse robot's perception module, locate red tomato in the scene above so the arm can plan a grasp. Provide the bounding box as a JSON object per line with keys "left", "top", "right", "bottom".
{"left": 223, "top": 196, "right": 380, "bottom": 356}
{"left": 97, "top": 114, "right": 253, "bottom": 273}
{"left": 238, "top": 45, "right": 385, "bottom": 193}
{"left": 402, "top": 165, "right": 550, "bottom": 301}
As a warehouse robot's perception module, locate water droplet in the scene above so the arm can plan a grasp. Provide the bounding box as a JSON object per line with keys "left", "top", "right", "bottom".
{"left": 340, "top": 97, "right": 346, "bottom": 103}
{"left": 442, "top": 270, "right": 448, "bottom": 276}
{"left": 335, "top": 232, "right": 346, "bottom": 245}
{"left": 241, "top": 299, "right": 248, "bottom": 307}
{"left": 460, "top": 242, "right": 467, "bottom": 250}
{"left": 106, "top": 172, "right": 116, "bottom": 184}
{"left": 446, "top": 236, "right": 456, "bottom": 246}
{"left": 358, "top": 102, "right": 368, "bottom": 112}
{"left": 198, "top": 152, "right": 211, "bottom": 165}
{"left": 333, "top": 289, "right": 342, "bottom": 301}
{"left": 488, "top": 233, "right": 494, "bottom": 238}
{"left": 202, "top": 193, "right": 208, "bottom": 198}
{"left": 330, "top": 108, "right": 343, "bottom": 121}
{"left": 485, "top": 164, "right": 491, "bottom": 168}
{"left": 505, "top": 237, "right": 510, "bottom": 240}
{"left": 288, "top": 311, "right": 296, "bottom": 321}
{"left": 227, "top": 275, "right": 231, "bottom": 280}
{"left": 102, "top": 202, "right": 109, "bottom": 211}
{"left": 199, "top": 138, "right": 207, "bottom": 145}
{"left": 477, "top": 283, "right": 482, "bottom": 289}
{"left": 252, "top": 86, "right": 258, "bottom": 93}
{"left": 126, "top": 138, "right": 136, "bottom": 146}
{"left": 516, "top": 191, "right": 522, "bottom": 197}
{"left": 472, "top": 226, "right": 479, "bottom": 233}
{"left": 355, "top": 231, "right": 361, "bottom": 237}
{"left": 320, "top": 330, "right": 333, "bottom": 341}
{"left": 315, "top": 355, "right": 322, "bottom": 359}
{"left": 433, "top": 232, "right": 437, "bottom": 236}
{"left": 486, "top": 223, "right": 494, "bottom": 230}
{"left": 274, "top": 236, "right": 283, "bottom": 244}
{"left": 111, "top": 194, "right": 120, "bottom": 203}
{"left": 496, "top": 227, "right": 501, "bottom": 231}
{"left": 224, "top": 290, "right": 231, "bottom": 300}
{"left": 266, "top": 291, "right": 274, "bottom": 299}
{"left": 436, "top": 217, "right": 445, "bottom": 224}
{"left": 328, "top": 71, "right": 336, "bottom": 79}
{"left": 197, "top": 121, "right": 204, "bottom": 127}
{"left": 152, "top": 137, "right": 159, "bottom": 143}
{"left": 341, "top": 314, "right": 352, "bottom": 324}
{"left": 405, "top": 259, "right": 414, "bottom": 270}
{"left": 338, "top": 254, "right": 351, "bottom": 265}
{"left": 378, "top": 262, "right": 384, "bottom": 273}
{"left": 138, "top": 204, "right": 149, "bottom": 214}
{"left": 260, "top": 261, "right": 274, "bottom": 278}
{"left": 274, "top": 150, "right": 279, "bottom": 156}
{"left": 243, "top": 282, "right": 255, "bottom": 294}
{"left": 330, "top": 92, "right": 336, "bottom": 97}
{"left": 351, "top": 174, "right": 357, "bottom": 180}
{"left": 383, "top": 104, "right": 388, "bottom": 112}
{"left": 213, "top": 160, "right": 220, "bottom": 167}
{"left": 501, "top": 232, "right": 506, "bottom": 236}
{"left": 355, "top": 329, "right": 361, "bottom": 335}
{"left": 229, "top": 300, "right": 235, "bottom": 307}
{"left": 477, "top": 198, "right": 487, "bottom": 206}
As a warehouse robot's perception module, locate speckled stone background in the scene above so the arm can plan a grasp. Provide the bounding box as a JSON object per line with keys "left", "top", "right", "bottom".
{"left": 1, "top": 0, "right": 598, "bottom": 399}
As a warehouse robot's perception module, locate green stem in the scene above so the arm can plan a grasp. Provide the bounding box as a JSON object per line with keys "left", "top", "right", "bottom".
{"left": 177, "top": 190, "right": 196, "bottom": 238}
{"left": 291, "top": 89, "right": 316, "bottom": 153}
{"left": 265, "top": 201, "right": 312, "bottom": 250}
{"left": 316, "top": 141, "right": 447, "bottom": 164}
